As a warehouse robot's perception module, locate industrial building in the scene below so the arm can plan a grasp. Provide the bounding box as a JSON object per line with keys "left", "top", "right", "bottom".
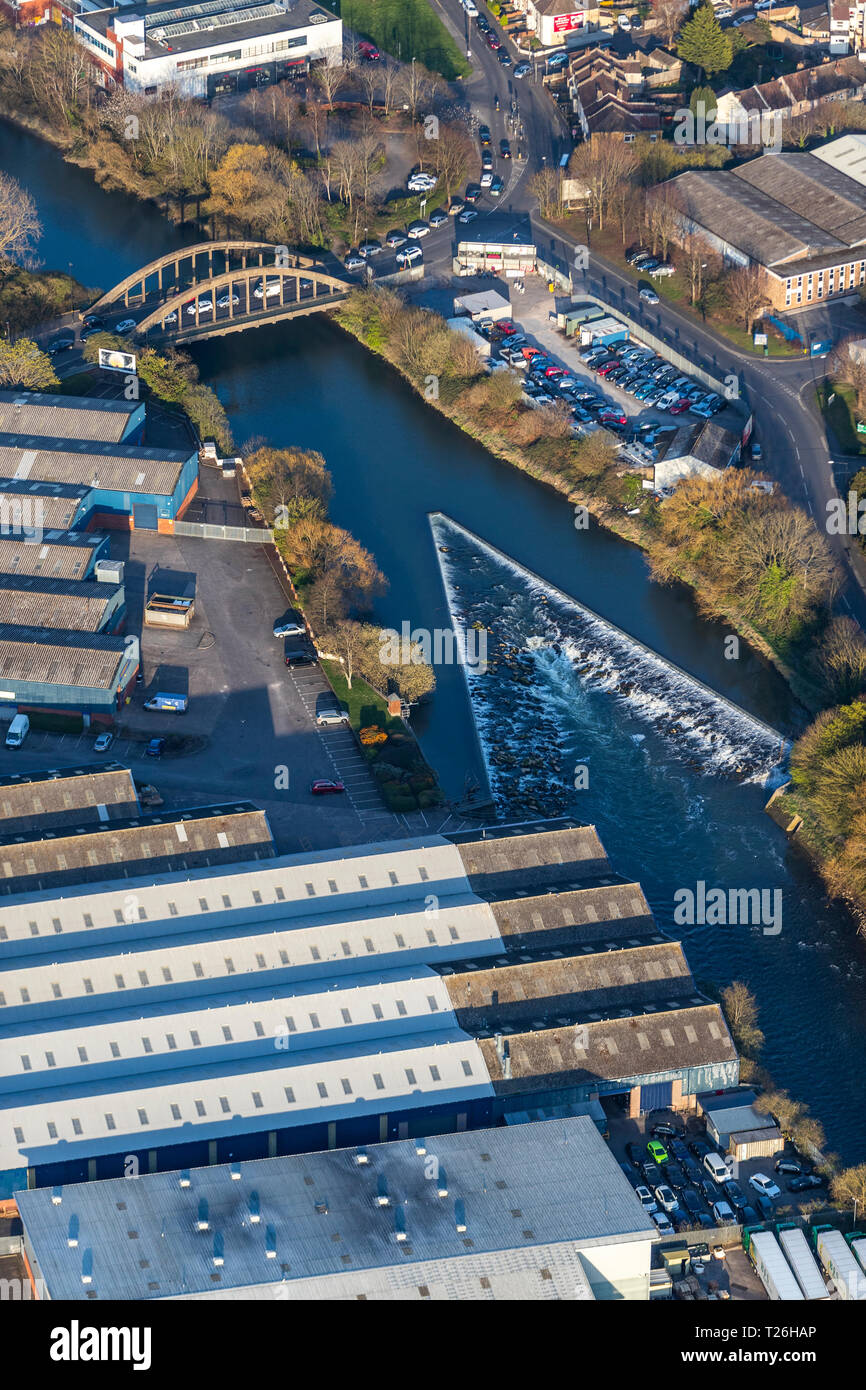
{"left": 15, "top": 1116, "right": 655, "bottom": 1300}
{"left": 0, "top": 436, "right": 199, "bottom": 532}
{"left": 0, "top": 576, "right": 125, "bottom": 635}
{"left": 659, "top": 148, "right": 866, "bottom": 309}
{"left": 0, "top": 479, "right": 92, "bottom": 534}
{"left": 0, "top": 764, "right": 140, "bottom": 834}
{"left": 0, "top": 532, "right": 110, "bottom": 581}
{"left": 0, "top": 391, "right": 144, "bottom": 445}
{"left": 0, "top": 820, "right": 737, "bottom": 1197}
{"left": 0, "top": 626, "right": 138, "bottom": 720}
{"left": 455, "top": 215, "right": 537, "bottom": 277}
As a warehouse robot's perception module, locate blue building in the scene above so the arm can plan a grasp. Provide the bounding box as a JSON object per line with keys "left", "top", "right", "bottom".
{"left": 0, "top": 389, "right": 145, "bottom": 444}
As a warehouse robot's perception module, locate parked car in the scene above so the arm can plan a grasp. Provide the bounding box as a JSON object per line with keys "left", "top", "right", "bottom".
{"left": 774, "top": 1157, "right": 802, "bottom": 1176}
{"left": 475, "top": 13, "right": 490, "bottom": 31}
{"left": 273, "top": 612, "right": 305, "bottom": 638}
{"left": 145, "top": 738, "right": 166, "bottom": 758}
{"left": 80, "top": 324, "right": 105, "bottom": 340}
{"left": 430, "top": 209, "right": 449, "bottom": 227}
{"left": 396, "top": 245, "right": 423, "bottom": 268}
{"left": 315, "top": 694, "right": 349, "bottom": 726}
{"left": 344, "top": 253, "right": 366, "bottom": 271}
{"left": 649, "top": 262, "right": 676, "bottom": 278}
{"left": 754, "top": 1193, "right": 775, "bottom": 1220}
{"left": 386, "top": 230, "right": 408, "bottom": 248}
{"left": 406, "top": 221, "right": 430, "bottom": 239}
{"left": 651, "top": 1210, "right": 674, "bottom": 1234}
{"left": 284, "top": 641, "right": 316, "bottom": 666}
{"left": 448, "top": 198, "right": 465, "bottom": 216}
{"left": 654, "top": 1184, "right": 678, "bottom": 1213}
{"left": 546, "top": 50, "right": 569, "bottom": 69}
{"left": 311, "top": 778, "right": 345, "bottom": 795}
{"left": 641, "top": 1160, "right": 659, "bottom": 1185}
{"left": 635, "top": 1184, "right": 658, "bottom": 1213}
{"left": 407, "top": 172, "right": 437, "bottom": 193}
{"left": 115, "top": 318, "right": 137, "bottom": 333}
{"left": 464, "top": 183, "right": 482, "bottom": 203}
{"left": 487, "top": 33, "right": 502, "bottom": 50}
{"left": 788, "top": 1173, "right": 826, "bottom": 1192}
{"left": 681, "top": 1188, "right": 703, "bottom": 1219}
{"left": 358, "top": 240, "right": 382, "bottom": 257}
{"left": 647, "top": 1140, "right": 668, "bottom": 1164}
{"left": 712, "top": 1200, "right": 735, "bottom": 1223}
{"left": 740, "top": 1205, "right": 761, "bottom": 1227}
{"left": 457, "top": 208, "right": 478, "bottom": 224}
{"left": 749, "top": 1173, "right": 781, "bottom": 1201}
{"left": 357, "top": 40, "right": 380, "bottom": 60}
{"left": 94, "top": 732, "right": 114, "bottom": 753}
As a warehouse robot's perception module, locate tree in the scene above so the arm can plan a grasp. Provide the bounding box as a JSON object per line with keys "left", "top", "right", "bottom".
{"left": 829, "top": 1164, "right": 866, "bottom": 1212}
{"left": 0, "top": 174, "right": 41, "bottom": 273}
{"left": 724, "top": 264, "right": 768, "bottom": 333}
{"left": 677, "top": 2, "right": 733, "bottom": 77}
{"left": 529, "top": 167, "right": 565, "bottom": 220}
{"left": 645, "top": 186, "right": 681, "bottom": 260}
{"left": 243, "top": 445, "right": 332, "bottom": 525}
{"left": 427, "top": 121, "right": 473, "bottom": 200}
{"left": 313, "top": 52, "right": 348, "bottom": 111}
{"left": 0, "top": 337, "right": 58, "bottom": 390}
{"left": 652, "top": 0, "right": 688, "bottom": 46}
{"left": 571, "top": 134, "right": 638, "bottom": 233}
{"left": 720, "top": 981, "right": 764, "bottom": 1057}
{"left": 689, "top": 84, "right": 718, "bottom": 121}
{"left": 816, "top": 617, "right": 866, "bottom": 702}
{"left": 324, "top": 619, "right": 381, "bottom": 689}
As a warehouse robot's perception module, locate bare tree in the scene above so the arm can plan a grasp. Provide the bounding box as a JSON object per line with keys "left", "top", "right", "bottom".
{"left": 313, "top": 52, "right": 348, "bottom": 111}
{"left": 571, "top": 134, "right": 637, "bottom": 233}
{"left": 652, "top": 0, "right": 688, "bottom": 46}
{"left": 644, "top": 185, "right": 681, "bottom": 260}
{"left": 724, "top": 264, "right": 769, "bottom": 333}
{"left": 427, "top": 121, "right": 473, "bottom": 199}
{"left": 0, "top": 173, "right": 41, "bottom": 268}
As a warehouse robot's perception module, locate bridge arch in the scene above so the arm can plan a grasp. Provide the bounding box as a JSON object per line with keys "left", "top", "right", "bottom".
{"left": 134, "top": 263, "right": 350, "bottom": 342}
{"left": 84, "top": 241, "right": 326, "bottom": 318}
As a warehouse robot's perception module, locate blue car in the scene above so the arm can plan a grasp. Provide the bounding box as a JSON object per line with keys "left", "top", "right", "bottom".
{"left": 145, "top": 738, "right": 166, "bottom": 758}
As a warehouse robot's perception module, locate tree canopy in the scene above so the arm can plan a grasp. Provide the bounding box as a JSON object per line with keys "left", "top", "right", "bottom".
{"left": 677, "top": 3, "right": 733, "bottom": 76}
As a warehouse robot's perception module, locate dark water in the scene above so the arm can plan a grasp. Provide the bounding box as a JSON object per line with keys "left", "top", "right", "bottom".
{"left": 4, "top": 121, "right": 865, "bottom": 1161}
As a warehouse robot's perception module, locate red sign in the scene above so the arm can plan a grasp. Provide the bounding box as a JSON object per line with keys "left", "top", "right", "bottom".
{"left": 553, "top": 11, "right": 584, "bottom": 30}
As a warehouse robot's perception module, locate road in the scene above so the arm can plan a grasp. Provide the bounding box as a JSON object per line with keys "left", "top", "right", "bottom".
{"left": 423, "top": 0, "right": 866, "bottom": 626}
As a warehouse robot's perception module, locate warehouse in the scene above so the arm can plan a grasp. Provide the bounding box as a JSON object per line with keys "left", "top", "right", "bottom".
{"left": 455, "top": 215, "right": 537, "bottom": 277}
{"left": 0, "top": 390, "right": 144, "bottom": 445}
{"left": 659, "top": 149, "right": 866, "bottom": 309}
{"left": 15, "top": 1117, "right": 655, "bottom": 1300}
{"left": 0, "top": 479, "right": 91, "bottom": 535}
{"left": 0, "top": 800, "right": 273, "bottom": 896}
{"left": 0, "top": 625, "right": 138, "bottom": 719}
{"left": 0, "top": 436, "right": 199, "bottom": 531}
{"left": 0, "top": 763, "right": 139, "bottom": 833}
{"left": 0, "top": 821, "right": 737, "bottom": 1196}
{"left": 0, "top": 532, "right": 109, "bottom": 580}
{"left": 0, "top": 575, "right": 125, "bottom": 634}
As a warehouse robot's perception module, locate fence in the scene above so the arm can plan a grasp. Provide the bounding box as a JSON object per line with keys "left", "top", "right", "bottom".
{"left": 172, "top": 520, "right": 274, "bottom": 543}
{"left": 571, "top": 291, "right": 731, "bottom": 398}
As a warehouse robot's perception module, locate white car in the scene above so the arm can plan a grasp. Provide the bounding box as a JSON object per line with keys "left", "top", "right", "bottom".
{"left": 749, "top": 1173, "right": 781, "bottom": 1200}
{"left": 617, "top": 14, "right": 631, "bottom": 28}
{"left": 480, "top": 170, "right": 493, "bottom": 188}
{"left": 656, "top": 391, "right": 679, "bottom": 409}
{"left": 713, "top": 1200, "right": 735, "bottom": 1223}
{"left": 458, "top": 208, "right": 478, "bottom": 223}
{"left": 216, "top": 293, "right": 240, "bottom": 309}
{"left": 651, "top": 1210, "right": 674, "bottom": 1234}
{"left": 639, "top": 287, "right": 659, "bottom": 304}
{"left": 254, "top": 280, "right": 282, "bottom": 299}
{"left": 635, "top": 1185, "right": 658, "bottom": 1214}
{"left": 115, "top": 318, "right": 137, "bottom": 333}
{"left": 408, "top": 173, "right": 437, "bottom": 193}
{"left": 715, "top": 3, "right": 733, "bottom": 12}
{"left": 186, "top": 299, "right": 213, "bottom": 315}
{"left": 344, "top": 254, "right": 366, "bottom": 271}
{"left": 93, "top": 732, "right": 114, "bottom": 753}
{"left": 732, "top": 11, "right": 754, "bottom": 23}
{"left": 396, "top": 245, "right": 423, "bottom": 267}
{"left": 406, "top": 221, "right": 430, "bottom": 239}
{"left": 461, "top": 0, "right": 478, "bottom": 14}
{"left": 654, "top": 1185, "right": 678, "bottom": 1213}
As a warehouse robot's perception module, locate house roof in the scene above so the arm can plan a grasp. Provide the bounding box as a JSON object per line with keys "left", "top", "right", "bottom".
{"left": 14, "top": 1117, "right": 652, "bottom": 1300}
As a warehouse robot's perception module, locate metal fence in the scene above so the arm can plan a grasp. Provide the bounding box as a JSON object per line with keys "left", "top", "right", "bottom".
{"left": 172, "top": 521, "right": 274, "bottom": 543}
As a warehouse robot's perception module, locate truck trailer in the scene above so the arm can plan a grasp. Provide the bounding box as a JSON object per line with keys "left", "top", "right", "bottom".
{"left": 777, "top": 1227, "right": 829, "bottom": 1300}
{"left": 847, "top": 1235, "right": 866, "bottom": 1276}
{"left": 749, "top": 1230, "right": 804, "bottom": 1301}
{"left": 815, "top": 1228, "right": 866, "bottom": 1299}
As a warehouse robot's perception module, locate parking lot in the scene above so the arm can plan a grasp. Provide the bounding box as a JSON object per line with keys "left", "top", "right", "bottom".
{"left": 605, "top": 1103, "right": 830, "bottom": 1245}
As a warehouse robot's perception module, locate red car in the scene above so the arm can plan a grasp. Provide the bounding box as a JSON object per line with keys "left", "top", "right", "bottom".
{"left": 600, "top": 411, "right": 627, "bottom": 426}
{"left": 596, "top": 361, "right": 621, "bottom": 376}
{"left": 495, "top": 320, "right": 517, "bottom": 336}
{"left": 544, "top": 365, "right": 565, "bottom": 378}
{"left": 522, "top": 347, "right": 546, "bottom": 362}
{"left": 487, "top": 34, "right": 502, "bottom": 50}
{"left": 311, "top": 778, "right": 345, "bottom": 795}
{"left": 358, "top": 40, "right": 380, "bottom": 59}
{"left": 669, "top": 399, "right": 691, "bottom": 414}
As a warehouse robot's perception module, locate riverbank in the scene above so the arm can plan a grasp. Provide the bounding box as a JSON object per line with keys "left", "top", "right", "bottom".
{"left": 332, "top": 291, "right": 828, "bottom": 721}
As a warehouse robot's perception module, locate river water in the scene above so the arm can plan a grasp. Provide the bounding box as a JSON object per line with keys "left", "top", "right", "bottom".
{"left": 3, "top": 121, "right": 865, "bottom": 1161}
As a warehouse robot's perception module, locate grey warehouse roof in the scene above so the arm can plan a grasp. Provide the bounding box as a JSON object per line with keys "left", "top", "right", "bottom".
{"left": 15, "top": 1117, "right": 654, "bottom": 1299}
{"left": 0, "top": 576, "right": 122, "bottom": 633}
{"left": 0, "top": 391, "right": 139, "bottom": 444}
{"left": 0, "top": 763, "right": 138, "bottom": 833}
{"left": 0, "top": 436, "right": 192, "bottom": 497}
{"left": 0, "top": 533, "right": 106, "bottom": 580}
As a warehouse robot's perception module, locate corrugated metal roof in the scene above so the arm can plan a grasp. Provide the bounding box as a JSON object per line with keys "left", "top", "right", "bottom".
{"left": 0, "top": 391, "right": 139, "bottom": 444}
{"left": 0, "top": 576, "right": 120, "bottom": 632}
{"left": 0, "top": 436, "right": 191, "bottom": 497}
{"left": 15, "top": 1117, "right": 652, "bottom": 1300}
{"left": 0, "top": 763, "right": 137, "bottom": 832}
{"left": 0, "top": 478, "right": 88, "bottom": 530}
{"left": 490, "top": 882, "right": 655, "bottom": 945}
{"left": 0, "top": 534, "right": 105, "bottom": 580}
{"left": 0, "top": 626, "right": 125, "bottom": 688}
{"left": 0, "top": 804, "right": 273, "bottom": 896}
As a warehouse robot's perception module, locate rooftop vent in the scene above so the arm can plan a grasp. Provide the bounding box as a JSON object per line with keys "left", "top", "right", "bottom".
{"left": 51, "top": 1186, "right": 63, "bottom": 1206}
{"left": 354, "top": 1147, "right": 369, "bottom": 1165}
{"left": 437, "top": 1166, "right": 449, "bottom": 1199}
{"left": 230, "top": 1164, "right": 241, "bottom": 1181}
{"left": 196, "top": 1198, "right": 210, "bottom": 1232}
{"left": 179, "top": 1170, "right": 191, "bottom": 1188}
{"left": 376, "top": 1175, "right": 390, "bottom": 1208}
{"left": 455, "top": 1199, "right": 467, "bottom": 1234}
{"left": 394, "top": 1206, "right": 407, "bottom": 1242}
{"left": 213, "top": 1233, "right": 224, "bottom": 1267}
{"left": 248, "top": 1192, "right": 261, "bottom": 1225}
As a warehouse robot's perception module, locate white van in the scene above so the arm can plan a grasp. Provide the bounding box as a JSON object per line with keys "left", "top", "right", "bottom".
{"left": 5, "top": 714, "right": 29, "bottom": 748}
{"left": 704, "top": 1151, "right": 731, "bottom": 1183}
{"left": 461, "top": 0, "right": 478, "bottom": 13}
{"left": 143, "top": 693, "right": 188, "bottom": 713}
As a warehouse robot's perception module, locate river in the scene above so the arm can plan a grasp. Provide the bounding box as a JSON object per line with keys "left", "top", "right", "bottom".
{"left": 3, "top": 121, "right": 865, "bottom": 1162}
